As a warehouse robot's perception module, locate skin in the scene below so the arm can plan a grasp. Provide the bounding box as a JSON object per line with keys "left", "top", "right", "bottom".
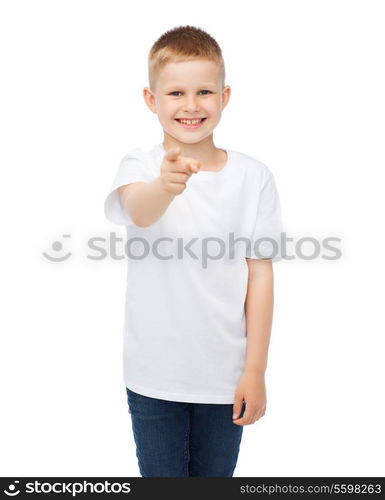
{"left": 232, "top": 258, "right": 273, "bottom": 426}
{"left": 143, "top": 59, "right": 230, "bottom": 170}
{"left": 122, "top": 58, "right": 274, "bottom": 426}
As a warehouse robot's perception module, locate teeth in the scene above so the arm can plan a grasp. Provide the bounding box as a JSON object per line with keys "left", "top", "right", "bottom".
{"left": 179, "top": 119, "right": 203, "bottom": 124}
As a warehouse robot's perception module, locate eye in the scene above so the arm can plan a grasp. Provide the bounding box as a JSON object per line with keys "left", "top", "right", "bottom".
{"left": 168, "top": 90, "right": 213, "bottom": 96}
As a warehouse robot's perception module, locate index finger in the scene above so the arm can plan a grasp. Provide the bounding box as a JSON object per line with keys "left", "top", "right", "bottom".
{"left": 185, "top": 158, "right": 201, "bottom": 174}
{"left": 164, "top": 146, "right": 181, "bottom": 161}
{"left": 168, "top": 157, "right": 201, "bottom": 175}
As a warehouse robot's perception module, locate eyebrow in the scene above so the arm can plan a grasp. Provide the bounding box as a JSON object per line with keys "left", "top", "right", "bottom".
{"left": 164, "top": 83, "right": 217, "bottom": 90}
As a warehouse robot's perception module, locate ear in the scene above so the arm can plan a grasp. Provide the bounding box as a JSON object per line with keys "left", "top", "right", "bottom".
{"left": 143, "top": 87, "right": 157, "bottom": 114}
{"left": 221, "top": 85, "right": 231, "bottom": 110}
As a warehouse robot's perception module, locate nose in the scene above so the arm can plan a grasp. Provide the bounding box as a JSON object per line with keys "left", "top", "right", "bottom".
{"left": 182, "top": 94, "right": 200, "bottom": 113}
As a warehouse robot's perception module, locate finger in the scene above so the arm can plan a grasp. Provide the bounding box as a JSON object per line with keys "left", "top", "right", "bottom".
{"left": 169, "top": 158, "right": 199, "bottom": 175}
{"left": 256, "top": 408, "right": 265, "bottom": 420}
{"left": 177, "top": 158, "right": 201, "bottom": 174}
{"left": 249, "top": 408, "right": 260, "bottom": 423}
{"left": 234, "top": 404, "right": 255, "bottom": 425}
{"left": 233, "top": 414, "right": 250, "bottom": 426}
{"left": 165, "top": 146, "right": 181, "bottom": 161}
{"left": 232, "top": 399, "right": 244, "bottom": 421}
{"left": 187, "top": 160, "right": 201, "bottom": 174}
{"left": 168, "top": 162, "right": 192, "bottom": 176}
{"left": 168, "top": 172, "right": 189, "bottom": 184}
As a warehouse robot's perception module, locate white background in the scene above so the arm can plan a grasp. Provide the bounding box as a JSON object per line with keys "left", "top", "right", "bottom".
{"left": 1, "top": 0, "right": 384, "bottom": 477}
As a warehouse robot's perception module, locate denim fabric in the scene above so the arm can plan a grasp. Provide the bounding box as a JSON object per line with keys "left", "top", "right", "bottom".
{"left": 126, "top": 387, "right": 245, "bottom": 477}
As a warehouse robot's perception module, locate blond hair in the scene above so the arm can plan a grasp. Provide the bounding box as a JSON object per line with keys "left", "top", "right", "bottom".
{"left": 148, "top": 25, "right": 225, "bottom": 90}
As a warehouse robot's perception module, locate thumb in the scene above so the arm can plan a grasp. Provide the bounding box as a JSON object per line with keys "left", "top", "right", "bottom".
{"left": 232, "top": 397, "right": 244, "bottom": 420}
{"left": 165, "top": 146, "right": 181, "bottom": 161}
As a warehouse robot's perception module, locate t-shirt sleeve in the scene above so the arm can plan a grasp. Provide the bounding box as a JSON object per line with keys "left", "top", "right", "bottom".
{"left": 246, "top": 167, "right": 284, "bottom": 262}
{"left": 104, "top": 151, "right": 155, "bottom": 226}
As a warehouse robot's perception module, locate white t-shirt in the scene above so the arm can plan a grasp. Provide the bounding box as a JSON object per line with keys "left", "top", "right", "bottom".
{"left": 104, "top": 143, "right": 284, "bottom": 403}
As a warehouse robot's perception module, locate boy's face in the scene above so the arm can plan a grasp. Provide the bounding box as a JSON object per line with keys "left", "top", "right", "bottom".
{"left": 143, "top": 59, "right": 230, "bottom": 145}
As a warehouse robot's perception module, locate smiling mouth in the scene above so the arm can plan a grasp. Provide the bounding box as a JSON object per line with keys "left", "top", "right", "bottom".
{"left": 175, "top": 117, "right": 207, "bottom": 129}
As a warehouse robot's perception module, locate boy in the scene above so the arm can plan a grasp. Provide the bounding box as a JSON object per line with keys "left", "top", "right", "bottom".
{"left": 104, "top": 25, "right": 284, "bottom": 477}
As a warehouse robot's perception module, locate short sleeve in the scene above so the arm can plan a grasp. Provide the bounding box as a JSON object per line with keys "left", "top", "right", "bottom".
{"left": 104, "top": 151, "right": 155, "bottom": 226}
{"left": 246, "top": 168, "right": 284, "bottom": 263}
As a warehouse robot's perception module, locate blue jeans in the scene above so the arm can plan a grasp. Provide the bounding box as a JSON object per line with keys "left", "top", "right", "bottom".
{"left": 126, "top": 387, "right": 245, "bottom": 477}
